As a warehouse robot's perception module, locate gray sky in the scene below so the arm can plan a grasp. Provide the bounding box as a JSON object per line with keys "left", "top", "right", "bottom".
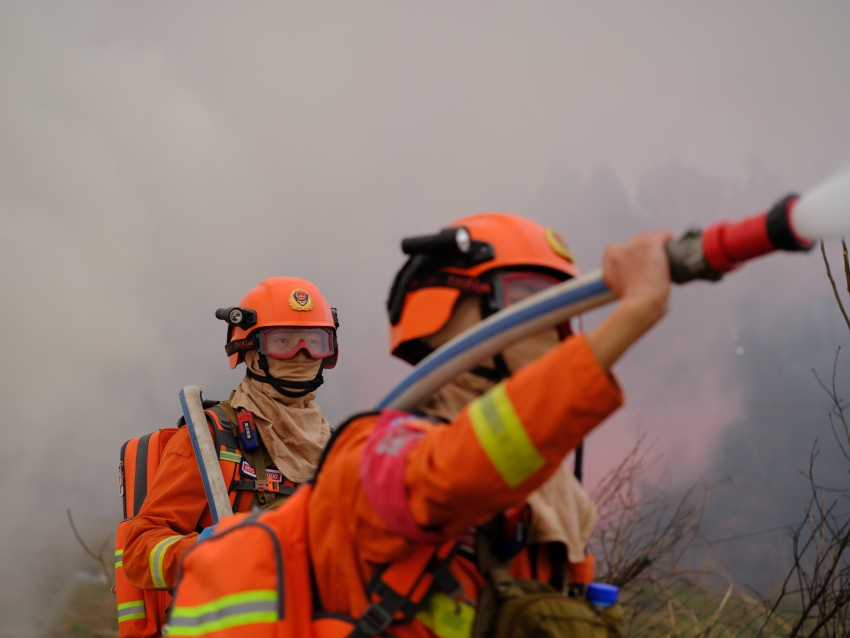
{"left": 2, "top": 0, "right": 850, "bottom": 629}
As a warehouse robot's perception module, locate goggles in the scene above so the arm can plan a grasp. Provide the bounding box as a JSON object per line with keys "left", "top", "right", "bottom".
{"left": 399, "top": 269, "right": 575, "bottom": 339}
{"left": 258, "top": 327, "right": 335, "bottom": 360}
{"left": 225, "top": 326, "right": 336, "bottom": 359}
{"left": 490, "top": 271, "right": 573, "bottom": 338}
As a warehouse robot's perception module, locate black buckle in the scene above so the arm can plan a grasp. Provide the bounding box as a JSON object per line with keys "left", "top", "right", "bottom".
{"left": 357, "top": 602, "right": 394, "bottom": 636}
{"left": 433, "top": 566, "right": 461, "bottom": 599}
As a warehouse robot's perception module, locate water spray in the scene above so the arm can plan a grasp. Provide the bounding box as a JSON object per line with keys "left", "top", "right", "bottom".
{"left": 378, "top": 167, "right": 850, "bottom": 412}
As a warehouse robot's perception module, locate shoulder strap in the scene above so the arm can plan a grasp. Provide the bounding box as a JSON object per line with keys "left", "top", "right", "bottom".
{"left": 202, "top": 405, "right": 243, "bottom": 507}
{"left": 470, "top": 516, "right": 532, "bottom": 638}
{"left": 133, "top": 433, "right": 153, "bottom": 519}
{"left": 213, "top": 401, "right": 238, "bottom": 431}
{"left": 348, "top": 541, "right": 461, "bottom": 638}
{"left": 305, "top": 411, "right": 461, "bottom": 636}
{"left": 205, "top": 405, "right": 241, "bottom": 460}
{"left": 213, "top": 401, "right": 281, "bottom": 507}
{"left": 245, "top": 446, "right": 275, "bottom": 507}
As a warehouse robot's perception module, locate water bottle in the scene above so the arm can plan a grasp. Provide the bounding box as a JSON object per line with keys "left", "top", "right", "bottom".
{"left": 586, "top": 582, "right": 619, "bottom": 608}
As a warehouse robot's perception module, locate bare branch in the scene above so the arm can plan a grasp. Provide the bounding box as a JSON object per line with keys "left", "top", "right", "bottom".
{"left": 820, "top": 241, "right": 850, "bottom": 332}
{"left": 66, "top": 509, "right": 112, "bottom": 584}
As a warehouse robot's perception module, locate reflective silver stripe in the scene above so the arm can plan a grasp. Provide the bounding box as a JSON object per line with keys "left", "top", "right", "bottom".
{"left": 168, "top": 590, "right": 278, "bottom": 635}
{"left": 150, "top": 535, "right": 183, "bottom": 589}
{"left": 219, "top": 450, "right": 241, "bottom": 463}
{"left": 169, "top": 600, "right": 277, "bottom": 628}
{"left": 117, "top": 600, "right": 146, "bottom": 623}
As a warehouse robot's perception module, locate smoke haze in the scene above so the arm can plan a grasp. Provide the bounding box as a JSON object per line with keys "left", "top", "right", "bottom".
{"left": 2, "top": 1, "right": 850, "bottom": 630}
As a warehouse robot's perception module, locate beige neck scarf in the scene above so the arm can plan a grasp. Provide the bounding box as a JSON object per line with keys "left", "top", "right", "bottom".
{"left": 231, "top": 351, "right": 331, "bottom": 483}
{"left": 417, "top": 371, "right": 497, "bottom": 423}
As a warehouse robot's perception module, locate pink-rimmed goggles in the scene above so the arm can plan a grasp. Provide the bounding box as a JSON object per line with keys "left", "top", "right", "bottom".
{"left": 255, "top": 326, "right": 335, "bottom": 360}
{"left": 490, "top": 271, "right": 573, "bottom": 338}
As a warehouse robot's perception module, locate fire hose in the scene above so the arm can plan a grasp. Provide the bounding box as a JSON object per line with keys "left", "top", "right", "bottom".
{"left": 377, "top": 167, "right": 850, "bottom": 412}
{"left": 184, "top": 167, "right": 850, "bottom": 521}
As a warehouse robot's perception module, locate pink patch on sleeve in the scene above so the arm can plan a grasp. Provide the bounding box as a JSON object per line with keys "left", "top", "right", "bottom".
{"left": 360, "top": 410, "right": 449, "bottom": 544}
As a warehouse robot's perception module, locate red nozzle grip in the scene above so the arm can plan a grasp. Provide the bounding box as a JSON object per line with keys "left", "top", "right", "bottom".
{"left": 702, "top": 212, "right": 773, "bottom": 274}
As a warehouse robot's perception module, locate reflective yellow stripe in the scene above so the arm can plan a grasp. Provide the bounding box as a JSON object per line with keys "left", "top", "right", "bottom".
{"left": 219, "top": 449, "right": 241, "bottom": 463}
{"left": 168, "top": 590, "right": 278, "bottom": 636}
{"left": 117, "top": 599, "right": 146, "bottom": 623}
{"left": 149, "top": 535, "right": 183, "bottom": 589}
{"left": 416, "top": 592, "right": 475, "bottom": 638}
{"left": 468, "top": 383, "right": 544, "bottom": 487}
{"left": 115, "top": 549, "right": 123, "bottom": 569}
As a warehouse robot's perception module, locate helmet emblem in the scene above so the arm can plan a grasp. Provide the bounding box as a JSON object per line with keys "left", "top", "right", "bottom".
{"left": 545, "top": 228, "right": 574, "bottom": 263}
{"left": 288, "top": 288, "right": 314, "bottom": 311}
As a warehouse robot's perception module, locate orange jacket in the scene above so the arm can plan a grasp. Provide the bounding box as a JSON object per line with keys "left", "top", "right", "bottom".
{"left": 169, "top": 334, "right": 623, "bottom": 636}
{"left": 123, "top": 416, "right": 293, "bottom": 591}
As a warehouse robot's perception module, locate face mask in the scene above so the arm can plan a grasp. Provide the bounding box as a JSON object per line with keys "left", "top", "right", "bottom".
{"left": 244, "top": 350, "right": 325, "bottom": 399}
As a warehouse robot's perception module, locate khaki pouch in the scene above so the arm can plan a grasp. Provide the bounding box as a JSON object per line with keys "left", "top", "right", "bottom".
{"left": 495, "top": 583, "right": 624, "bottom": 638}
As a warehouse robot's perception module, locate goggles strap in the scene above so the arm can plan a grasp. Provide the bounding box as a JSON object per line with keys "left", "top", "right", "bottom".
{"left": 224, "top": 334, "right": 260, "bottom": 357}
{"left": 407, "top": 272, "right": 492, "bottom": 297}
{"left": 388, "top": 265, "right": 494, "bottom": 326}
{"left": 247, "top": 354, "right": 325, "bottom": 398}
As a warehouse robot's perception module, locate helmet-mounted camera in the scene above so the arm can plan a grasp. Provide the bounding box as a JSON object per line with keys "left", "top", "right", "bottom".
{"left": 215, "top": 306, "right": 258, "bottom": 330}
{"left": 387, "top": 226, "right": 495, "bottom": 326}
{"left": 216, "top": 306, "right": 258, "bottom": 347}
{"left": 401, "top": 227, "right": 472, "bottom": 256}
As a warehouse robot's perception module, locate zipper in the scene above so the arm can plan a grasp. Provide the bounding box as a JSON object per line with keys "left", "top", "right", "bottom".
{"left": 119, "top": 440, "right": 129, "bottom": 519}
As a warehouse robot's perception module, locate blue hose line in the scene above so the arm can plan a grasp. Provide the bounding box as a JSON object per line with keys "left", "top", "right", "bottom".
{"left": 180, "top": 388, "right": 222, "bottom": 525}
{"left": 377, "top": 270, "right": 614, "bottom": 412}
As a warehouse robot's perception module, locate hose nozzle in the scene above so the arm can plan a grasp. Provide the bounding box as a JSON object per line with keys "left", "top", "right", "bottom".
{"left": 666, "top": 194, "right": 813, "bottom": 284}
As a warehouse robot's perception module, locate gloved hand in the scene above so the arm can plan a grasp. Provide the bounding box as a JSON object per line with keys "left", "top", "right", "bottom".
{"left": 196, "top": 525, "right": 217, "bottom": 544}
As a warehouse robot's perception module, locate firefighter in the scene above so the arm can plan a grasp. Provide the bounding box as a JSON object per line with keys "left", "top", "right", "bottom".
{"left": 167, "top": 215, "right": 672, "bottom": 637}
{"left": 121, "top": 277, "right": 339, "bottom": 593}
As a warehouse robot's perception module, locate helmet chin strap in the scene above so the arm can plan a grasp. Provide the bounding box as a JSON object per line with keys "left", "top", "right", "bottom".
{"left": 470, "top": 353, "right": 511, "bottom": 382}
{"left": 246, "top": 353, "right": 325, "bottom": 398}
{"left": 470, "top": 295, "right": 514, "bottom": 383}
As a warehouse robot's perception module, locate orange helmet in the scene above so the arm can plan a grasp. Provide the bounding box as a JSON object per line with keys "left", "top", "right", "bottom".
{"left": 387, "top": 213, "right": 578, "bottom": 364}
{"left": 218, "top": 277, "right": 339, "bottom": 369}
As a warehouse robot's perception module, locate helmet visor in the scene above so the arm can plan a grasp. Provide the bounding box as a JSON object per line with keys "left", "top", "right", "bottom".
{"left": 493, "top": 271, "right": 573, "bottom": 338}
{"left": 258, "top": 327, "right": 335, "bottom": 360}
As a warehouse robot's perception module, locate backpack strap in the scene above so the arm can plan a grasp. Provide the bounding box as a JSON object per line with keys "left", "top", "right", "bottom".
{"left": 196, "top": 404, "right": 244, "bottom": 514}
{"left": 305, "top": 411, "right": 461, "bottom": 636}
{"left": 133, "top": 433, "right": 153, "bottom": 519}
{"left": 211, "top": 401, "right": 292, "bottom": 508}
{"left": 349, "top": 541, "right": 461, "bottom": 638}
{"left": 470, "top": 516, "right": 543, "bottom": 638}
{"left": 231, "top": 480, "right": 297, "bottom": 495}
{"left": 206, "top": 405, "right": 242, "bottom": 464}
